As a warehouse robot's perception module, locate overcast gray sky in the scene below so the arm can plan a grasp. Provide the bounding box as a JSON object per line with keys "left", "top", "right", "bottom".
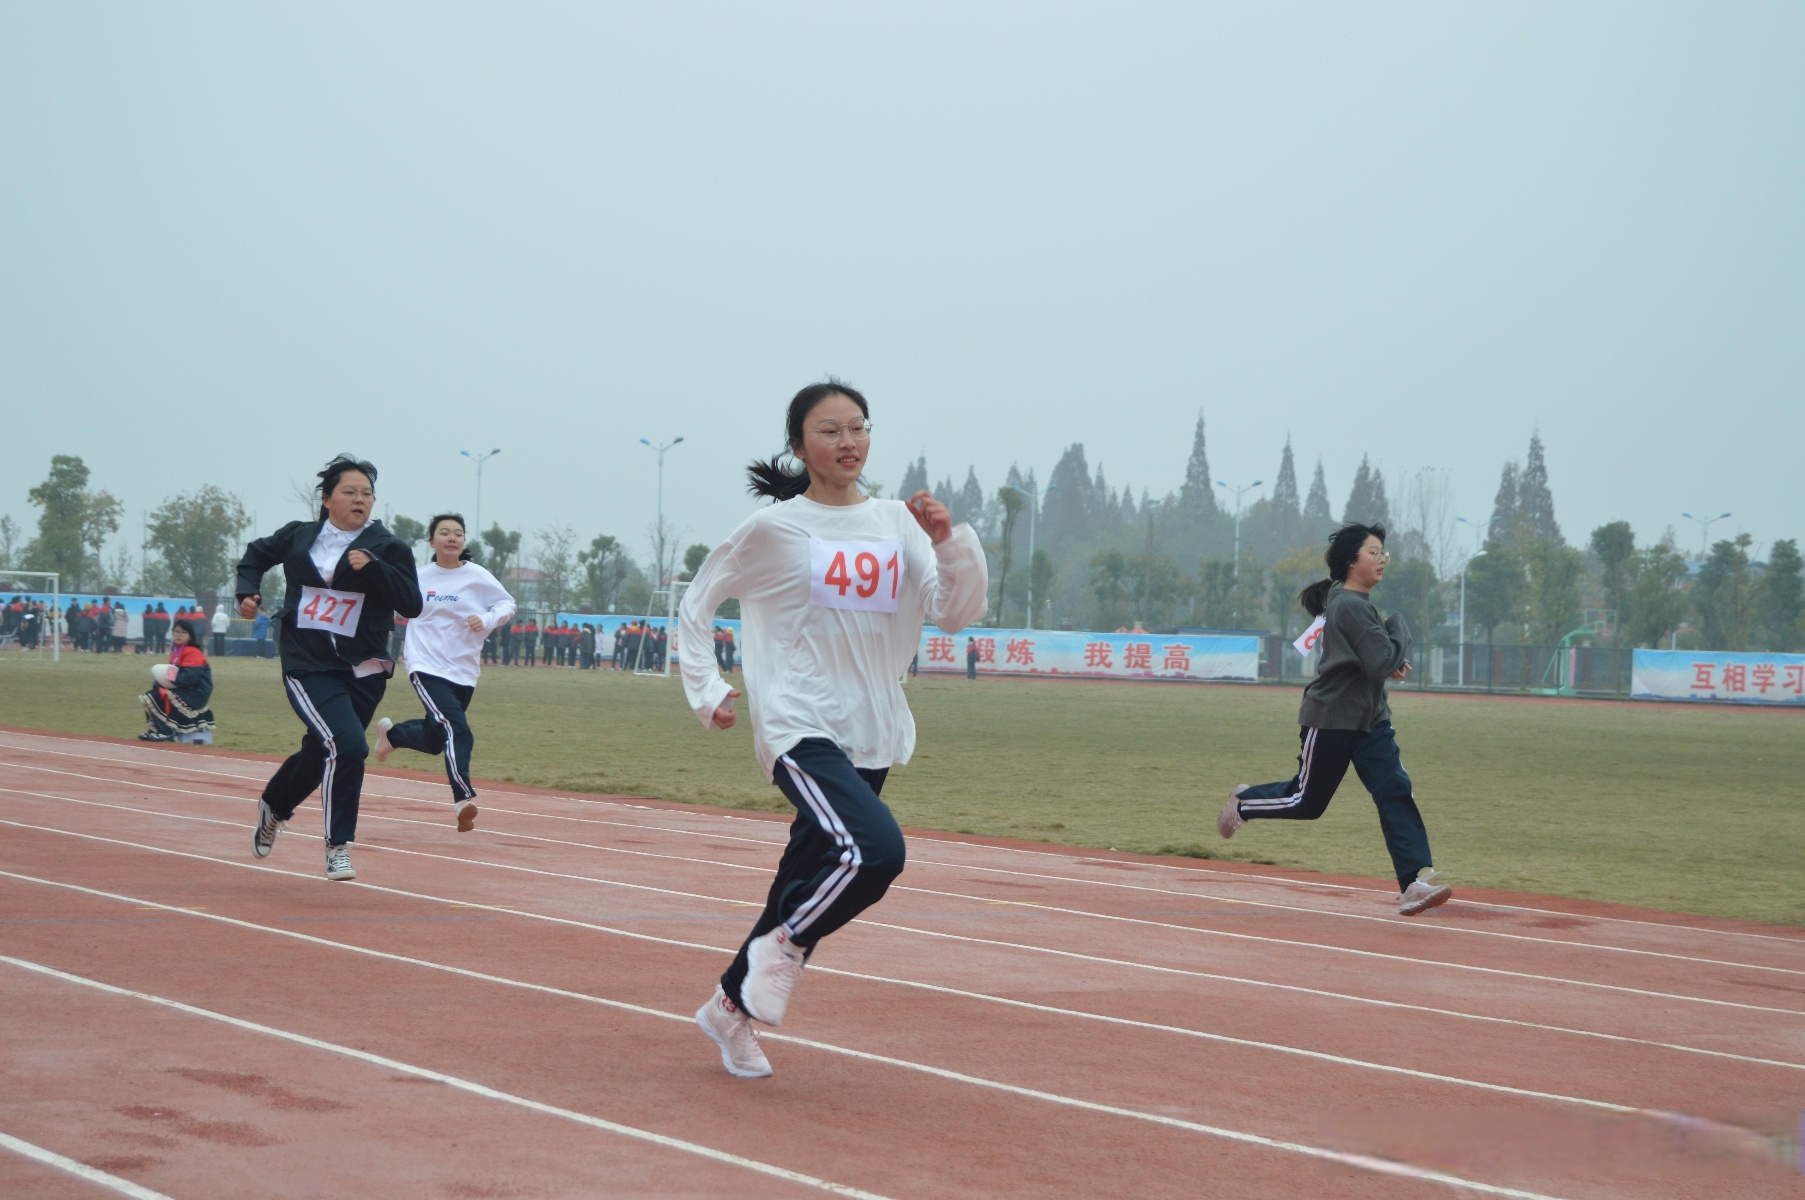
{"left": 4, "top": 3, "right": 1800, "bottom": 572}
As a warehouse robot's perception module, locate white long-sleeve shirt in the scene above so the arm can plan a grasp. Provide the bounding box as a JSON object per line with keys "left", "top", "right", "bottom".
{"left": 679, "top": 495, "right": 989, "bottom": 780}
{"left": 402, "top": 561, "right": 517, "bottom": 687}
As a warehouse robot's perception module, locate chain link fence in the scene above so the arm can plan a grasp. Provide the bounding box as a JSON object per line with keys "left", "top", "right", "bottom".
{"left": 1262, "top": 637, "right": 1637, "bottom": 697}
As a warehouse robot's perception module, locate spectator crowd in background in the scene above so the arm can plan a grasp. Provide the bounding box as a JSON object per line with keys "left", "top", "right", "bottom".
{"left": 4, "top": 594, "right": 742, "bottom": 679}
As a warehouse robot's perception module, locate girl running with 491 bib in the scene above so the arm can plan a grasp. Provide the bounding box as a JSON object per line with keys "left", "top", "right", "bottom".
{"left": 374, "top": 514, "right": 516, "bottom": 832}
{"left": 681, "top": 381, "right": 989, "bottom": 1079}
{"left": 1218, "top": 522, "right": 1454, "bottom": 917}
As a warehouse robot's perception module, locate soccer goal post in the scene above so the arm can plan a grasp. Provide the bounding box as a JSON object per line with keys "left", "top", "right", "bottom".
{"left": 0, "top": 569, "right": 62, "bottom": 661}
{"left": 632, "top": 577, "right": 689, "bottom": 678}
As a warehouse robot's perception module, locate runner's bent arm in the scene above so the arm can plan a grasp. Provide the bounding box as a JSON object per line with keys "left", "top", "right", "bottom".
{"left": 351, "top": 540, "right": 426, "bottom": 618}
{"left": 678, "top": 529, "right": 749, "bottom": 727}
{"left": 235, "top": 521, "right": 303, "bottom": 607}
{"left": 478, "top": 576, "right": 518, "bottom": 633}
{"left": 915, "top": 523, "right": 990, "bottom": 635}
{"left": 1337, "top": 599, "right": 1409, "bottom": 682}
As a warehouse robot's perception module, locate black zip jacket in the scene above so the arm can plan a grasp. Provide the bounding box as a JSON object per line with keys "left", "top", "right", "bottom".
{"left": 234, "top": 519, "right": 424, "bottom": 673}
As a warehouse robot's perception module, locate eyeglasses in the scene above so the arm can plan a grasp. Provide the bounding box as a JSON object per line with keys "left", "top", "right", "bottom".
{"left": 1366, "top": 548, "right": 1391, "bottom": 562}
{"left": 333, "top": 488, "right": 375, "bottom": 500}
{"left": 809, "top": 421, "right": 873, "bottom": 443}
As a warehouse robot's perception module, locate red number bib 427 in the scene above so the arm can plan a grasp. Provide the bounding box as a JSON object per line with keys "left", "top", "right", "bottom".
{"left": 297, "top": 585, "right": 363, "bottom": 636}
{"left": 808, "top": 537, "right": 903, "bottom": 614}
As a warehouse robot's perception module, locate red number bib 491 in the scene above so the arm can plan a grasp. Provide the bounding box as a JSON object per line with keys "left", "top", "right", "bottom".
{"left": 808, "top": 537, "right": 903, "bottom": 614}
{"left": 297, "top": 585, "right": 363, "bottom": 635}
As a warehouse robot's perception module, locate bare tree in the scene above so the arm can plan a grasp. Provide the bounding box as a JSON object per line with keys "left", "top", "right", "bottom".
{"left": 288, "top": 476, "right": 322, "bottom": 519}
{"left": 102, "top": 544, "right": 139, "bottom": 592}
{"left": 645, "top": 512, "right": 683, "bottom": 591}
{"left": 535, "top": 524, "right": 578, "bottom": 614}
{"left": 0, "top": 515, "right": 18, "bottom": 566}
{"left": 1395, "top": 467, "right": 1458, "bottom": 578}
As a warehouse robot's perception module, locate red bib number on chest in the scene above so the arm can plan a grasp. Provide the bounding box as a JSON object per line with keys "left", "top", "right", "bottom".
{"left": 297, "top": 585, "right": 363, "bottom": 635}
{"left": 808, "top": 537, "right": 903, "bottom": 614}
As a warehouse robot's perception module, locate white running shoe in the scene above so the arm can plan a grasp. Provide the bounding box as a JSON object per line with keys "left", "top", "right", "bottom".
{"left": 455, "top": 799, "right": 478, "bottom": 833}
{"left": 1217, "top": 786, "right": 1248, "bottom": 839}
{"left": 1399, "top": 869, "right": 1452, "bottom": 916}
{"left": 739, "top": 927, "right": 806, "bottom": 1026}
{"left": 373, "top": 717, "right": 395, "bottom": 764}
{"left": 695, "top": 986, "right": 772, "bottom": 1078}
{"left": 253, "top": 799, "right": 285, "bottom": 858}
{"left": 325, "top": 843, "right": 356, "bottom": 881}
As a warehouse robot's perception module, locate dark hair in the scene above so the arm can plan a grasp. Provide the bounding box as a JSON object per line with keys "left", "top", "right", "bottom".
{"left": 746, "top": 379, "right": 870, "bottom": 501}
{"left": 427, "top": 513, "right": 474, "bottom": 561}
{"left": 317, "top": 454, "right": 378, "bottom": 519}
{"left": 171, "top": 618, "right": 204, "bottom": 645}
{"left": 1298, "top": 523, "right": 1387, "bottom": 617}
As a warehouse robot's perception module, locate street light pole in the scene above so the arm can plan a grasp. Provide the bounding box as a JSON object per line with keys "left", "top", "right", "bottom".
{"left": 1214, "top": 479, "right": 1263, "bottom": 576}
{"left": 460, "top": 449, "right": 502, "bottom": 544}
{"left": 1009, "top": 482, "right": 1055, "bottom": 629}
{"left": 1679, "top": 510, "right": 1732, "bottom": 561}
{"left": 1454, "top": 515, "right": 1502, "bottom": 688}
{"left": 640, "top": 437, "right": 685, "bottom": 581}
{"left": 637, "top": 436, "right": 685, "bottom": 672}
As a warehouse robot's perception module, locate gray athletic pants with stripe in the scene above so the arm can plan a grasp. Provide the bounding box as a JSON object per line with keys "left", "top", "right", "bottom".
{"left": 264, "top": 669, "right": 386, "bottom": 847}
{"left": 721, "top": 738, "right": 906, "bottom": 1009}
{"left": 386, "top": 672, "right": 477, "bottom": 802}
{"left": 1235, "top": 721, "right": 1433, "bottom": 892}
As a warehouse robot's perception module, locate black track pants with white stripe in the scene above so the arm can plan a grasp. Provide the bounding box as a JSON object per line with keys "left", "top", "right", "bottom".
{"left": 1234, "top": 721, "right": 1433, "bottom": 892}
{"left": 386, "top": 672, "right": 477, "bottom": 802}
{"left": 721, "top": 738, "right": 906, "bottom": 1009}
{"left": 263, "top": 669, "right": 386, "bottom": 847}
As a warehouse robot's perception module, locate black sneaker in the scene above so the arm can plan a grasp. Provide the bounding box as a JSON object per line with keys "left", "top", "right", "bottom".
{"left": 253, "top": 799, "right": 284, "bottom": 858}
{"left": 137, "top": 731, "right": 173, "bottom": 742}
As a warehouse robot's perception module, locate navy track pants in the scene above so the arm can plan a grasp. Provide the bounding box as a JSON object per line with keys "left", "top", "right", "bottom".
{"left": 1235, "top": 721, "right": 1434, "bottom": 892}
{"left": 386, "top": 672, "right": 477, "bottom": 802}
{"left": 263, "top": 669, "right": 386, "bottom": 847}
{"left": 721, "top": 738, "right": 906, "bottom": 1009}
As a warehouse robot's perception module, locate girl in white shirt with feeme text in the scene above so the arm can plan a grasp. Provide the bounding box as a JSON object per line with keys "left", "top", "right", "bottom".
{"left": 680, "top": 380, "right": 989, "bottom": 1079}
{"left": 375, "top": 514, "right": 517, "bottom": 832}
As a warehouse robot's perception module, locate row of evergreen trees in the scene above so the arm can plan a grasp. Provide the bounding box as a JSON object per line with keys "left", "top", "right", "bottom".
{"left": 895, "top": 421, "right": 1803, "bottom": 651}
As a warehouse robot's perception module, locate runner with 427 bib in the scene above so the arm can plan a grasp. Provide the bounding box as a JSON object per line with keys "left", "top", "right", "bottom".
{"left": 235, "top": 454, "right": 424, "bottom": 881}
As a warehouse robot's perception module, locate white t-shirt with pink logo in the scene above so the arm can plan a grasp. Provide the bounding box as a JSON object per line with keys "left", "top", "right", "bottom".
{"left": 402, "top": 561, "right": 517, "bottom": 687}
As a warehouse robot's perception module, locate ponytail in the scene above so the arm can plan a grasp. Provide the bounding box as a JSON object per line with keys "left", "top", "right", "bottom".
{"left": 1296, "top": 522, "right": 1387, "bottom": 617}
{"left": 746, "top": 454, "right": 811, "bottom": 500}
{"left": 745, "top": 378, "right": 871, "bottom": 502}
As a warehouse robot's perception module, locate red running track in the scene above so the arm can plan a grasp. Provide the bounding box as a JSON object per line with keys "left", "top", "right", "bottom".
{"left": 1, "top": 727, "right": 1801, "bottom": 1199}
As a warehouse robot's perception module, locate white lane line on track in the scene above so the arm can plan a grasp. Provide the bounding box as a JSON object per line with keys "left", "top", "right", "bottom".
{"left": 377, "top": 788, "right": 1805, "bottom": 977}
{"left": 5, "top": 782, "right": 1800, "bottom": 1021}
{"left": 0, "top": 954, "right": 888, "bottom": 1200}
{"left": 0, "top": 940, "right": 1580, "bottom": 1196}
{"left": 14, "top": 761, "right": 1805, "bottom": 1003}
{"left": 7, "top": 739, "right": 1797, "bottom": 952}
{"left": 9, "top": 735, "right": 1800, "bottom": 948}
{"left": 0, "top": 1130, "right": 174, "bottom": 1200}
{"left": 3, "top": 868, "right": 1730, "bottom": 1126}
{"left": 3, "top": 812, "right": 1801, "bottom": 1078}
{"left": 15, "top": 780, "right": 1801, "bottom": 1022}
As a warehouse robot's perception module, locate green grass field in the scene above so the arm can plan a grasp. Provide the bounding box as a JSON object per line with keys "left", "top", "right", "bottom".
{"left": 4, "top": 651, "right": 1800, "bottom": 927}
